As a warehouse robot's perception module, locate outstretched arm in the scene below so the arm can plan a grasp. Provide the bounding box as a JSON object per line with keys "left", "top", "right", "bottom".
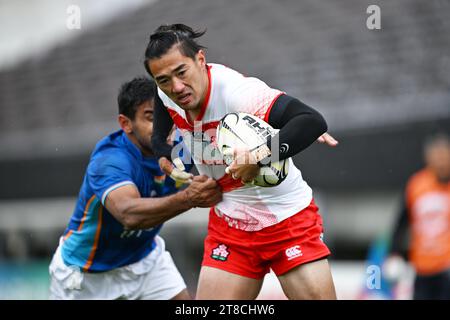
{"left": 104, "top": 175, "right": 222, "bottom": 230}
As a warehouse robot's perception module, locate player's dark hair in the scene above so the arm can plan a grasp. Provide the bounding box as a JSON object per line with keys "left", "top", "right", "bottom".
{"left": 117, "top": 77, "right": 156, "bottom": 120}
{"left": 143, "top": 23, "right": 206, "bottom": 76}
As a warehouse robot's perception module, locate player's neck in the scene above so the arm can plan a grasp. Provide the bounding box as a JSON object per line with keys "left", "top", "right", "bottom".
{"left": 140, "top": 147, "right": 155, "bottom": 158}
{"left": 126, "top": 132, "right": 154, "bottom": 157}
{"left": 186, "top": 108, "right": 202, "bottom": 122}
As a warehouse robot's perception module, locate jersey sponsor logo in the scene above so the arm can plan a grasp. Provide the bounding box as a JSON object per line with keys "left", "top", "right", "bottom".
{"left": 211, "top": 244, "right": 230, "bottom": 261}
{"left": 285, "top": 245, "right": 303, "bottom": 260}
{"left": 120, "top": 227, "right": 155, "bottom": 238}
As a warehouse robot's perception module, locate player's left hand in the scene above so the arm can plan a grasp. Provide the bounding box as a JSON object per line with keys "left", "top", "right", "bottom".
{"left": 317, "top": 132, "right": 339, "bottom": 147}
{"left": 224, "top": 147, "right": 260, "bottom": 184}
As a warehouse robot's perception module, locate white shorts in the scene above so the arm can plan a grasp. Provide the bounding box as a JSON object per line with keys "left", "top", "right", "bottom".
{"left": 49, "top": 236, "right": 187, "bottom": 300}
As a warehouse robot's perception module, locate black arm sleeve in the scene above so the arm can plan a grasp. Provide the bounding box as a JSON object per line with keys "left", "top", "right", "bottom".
{"left": 389, "top": 196, "right": 410, "bottom": 259}
{"left": 265, "top": 94, "right": 328, "bottom": 161}
{"left": 151, "top": 94, "right": 174, "bottom": 160}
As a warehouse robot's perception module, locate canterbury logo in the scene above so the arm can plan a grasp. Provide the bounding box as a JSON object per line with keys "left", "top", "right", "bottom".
{"left": 285, "top": 245, "right": 303, "bottom": 260}
{"left": 280, "top": 143, "right": 289, "bottom": 154}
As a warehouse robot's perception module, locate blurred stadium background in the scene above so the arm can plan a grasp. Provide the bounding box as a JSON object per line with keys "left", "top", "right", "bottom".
{"left": 0, "top": 0, "right": 449, "bottom": 299}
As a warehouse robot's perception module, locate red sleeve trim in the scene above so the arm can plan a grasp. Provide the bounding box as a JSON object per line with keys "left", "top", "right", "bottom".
{"left": 263, "top": 92, "right": 284, "bottom": 123}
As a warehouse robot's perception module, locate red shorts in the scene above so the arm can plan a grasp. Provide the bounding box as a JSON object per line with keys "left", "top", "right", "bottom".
{"left": 202, "top": 200, "right": 331, "bottom": 279}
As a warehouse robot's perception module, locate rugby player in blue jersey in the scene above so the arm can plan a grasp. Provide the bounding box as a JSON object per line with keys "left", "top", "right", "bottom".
{"left": 49, "top": 77, "right": 222, "bottom": 300}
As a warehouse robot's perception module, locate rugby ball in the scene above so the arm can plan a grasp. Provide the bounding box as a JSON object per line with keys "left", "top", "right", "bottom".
{"left": 216, "top": 112, "right": 289, "bottom": 187}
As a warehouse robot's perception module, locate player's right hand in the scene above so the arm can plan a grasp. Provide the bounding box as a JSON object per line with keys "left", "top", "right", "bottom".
{"left": 184, "top": 175, "right": 222, "bottom": 208}
{"left": 159, "top": 157, "right": 193, "bottom": 185}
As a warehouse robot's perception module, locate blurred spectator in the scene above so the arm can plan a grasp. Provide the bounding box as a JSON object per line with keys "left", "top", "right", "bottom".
{"left": 386, "top": 133, "right": 450, "bottom": 299}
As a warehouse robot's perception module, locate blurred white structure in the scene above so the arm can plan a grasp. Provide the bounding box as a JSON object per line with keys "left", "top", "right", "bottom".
{"left": 0, "top": 0, "right": 156, "bottom": 70}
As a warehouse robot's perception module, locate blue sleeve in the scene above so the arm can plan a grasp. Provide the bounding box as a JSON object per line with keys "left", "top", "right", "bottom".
{"left": 87, "top": 151, "right": 136, "bottom": 205}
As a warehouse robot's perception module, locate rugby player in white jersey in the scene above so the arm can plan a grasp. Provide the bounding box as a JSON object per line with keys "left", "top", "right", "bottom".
{"left": 144, "top": 24, "right": 338, "bottom": 300}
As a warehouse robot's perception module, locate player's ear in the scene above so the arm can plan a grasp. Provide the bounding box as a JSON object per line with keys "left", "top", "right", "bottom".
{"left": 118, "top": 114, "right": 133, "bottom": 134}
{"left": 196, "top": 50, "right": 206, "bottom": 67}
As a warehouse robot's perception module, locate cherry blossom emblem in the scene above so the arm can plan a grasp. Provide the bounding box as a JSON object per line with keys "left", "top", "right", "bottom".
{"left": 211, "top": 244, "right": 230, "bottom": 261}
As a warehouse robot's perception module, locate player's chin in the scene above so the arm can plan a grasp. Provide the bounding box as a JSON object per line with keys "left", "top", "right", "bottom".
{"left": 179, "top": 99, "right": 197, "bottom": 110}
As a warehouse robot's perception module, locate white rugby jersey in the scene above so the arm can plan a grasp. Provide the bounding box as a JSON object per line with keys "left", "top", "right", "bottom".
{"left": 158, "top": 63, "right": 313, "bottom": 231}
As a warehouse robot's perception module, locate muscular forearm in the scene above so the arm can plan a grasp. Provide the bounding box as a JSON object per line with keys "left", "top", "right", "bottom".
{"left": 115, "top": 191, "right": 192, "bottom": 230}
{"left": 106, "top": 176, "right": 221, "bottom": 230}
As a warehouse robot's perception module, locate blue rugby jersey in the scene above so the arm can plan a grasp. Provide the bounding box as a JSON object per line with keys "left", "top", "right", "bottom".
{"left": 61, "top": 130, "right": 181, "bottom": 272}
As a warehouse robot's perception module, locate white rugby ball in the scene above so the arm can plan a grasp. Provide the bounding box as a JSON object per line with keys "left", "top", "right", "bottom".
{"left": 216, "top": 112, "right": 289, "bottom": 187}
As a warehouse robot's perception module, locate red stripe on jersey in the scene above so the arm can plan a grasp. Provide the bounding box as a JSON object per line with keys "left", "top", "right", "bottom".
{"left": 264, "top": 92, "right": 284, "bottom": 123}
{"left": 167, "top": 109, "right": 220, "bottom": 133}
{"left": 202, "top": 121, "right": 219, "bottom": 132}
{"left": 217, "top": 174, "right": 244, "bottom": 192}
{"left": 168, "top": 108, "right": 193, "bottom": 130}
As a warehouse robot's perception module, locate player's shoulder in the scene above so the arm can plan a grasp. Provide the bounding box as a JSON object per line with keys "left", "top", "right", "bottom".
{"left": 409, "top": 168, "right": 431, "bottom": 182}
{"left": 89, "top": 131, "right": 135, "bottom": 170}
{"left": 209, "top": 63, "right": 271, "bottom": 99}
{"left": 209, "top": 63, "right": 240, "bottom": 76}
{"left": 209, "top": 63, "right": 247, "bottom": 86}
{"left": 406, "top": 168, "right": 434, "bottom": 192}
{"left": 92, "top": 130, "right": 127, "bottom": 154}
